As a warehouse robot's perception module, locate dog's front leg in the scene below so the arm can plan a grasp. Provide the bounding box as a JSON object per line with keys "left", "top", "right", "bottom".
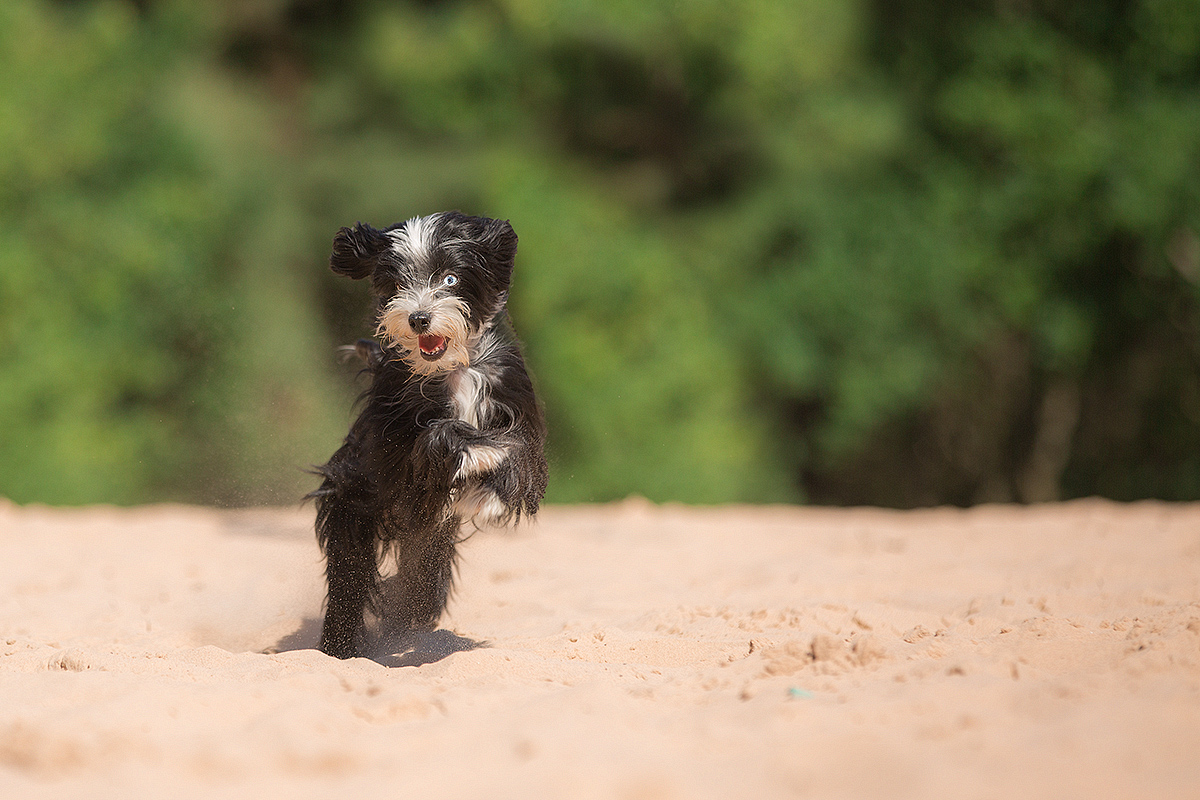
{"left": 413, "top": 419, "right": 482, "bottom": 488}
{"left": 314, "top": 475, "right": 378, "bottom": 659}
{"left": 477, "top": 438, "right": 546, "bottom": 517}
{"left": 319, "top": 532, "right": 375, "bottom": 658}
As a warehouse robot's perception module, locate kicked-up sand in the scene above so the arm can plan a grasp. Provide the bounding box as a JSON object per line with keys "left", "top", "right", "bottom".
{"left": 0, "top": 498, "right": 1198, "bottom": 798}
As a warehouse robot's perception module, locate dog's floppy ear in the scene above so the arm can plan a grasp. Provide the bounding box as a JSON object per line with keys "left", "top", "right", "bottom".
{"left": 330, "top": 222, "right": 388, "bottom": 279}
{"left": 480, "top": 218, "right": 518, "bottom": 275}
{"left": 443, "top": 213, "right": 518, "bottom": 281}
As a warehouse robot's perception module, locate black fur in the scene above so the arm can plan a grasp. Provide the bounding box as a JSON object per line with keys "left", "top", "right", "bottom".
{"left": 310, "top": 212, "right": 547, "bottom": 659}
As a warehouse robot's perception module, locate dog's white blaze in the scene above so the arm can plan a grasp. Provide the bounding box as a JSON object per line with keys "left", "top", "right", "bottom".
{"left": 388, "top": 214, "right": 440, "bottom": 264}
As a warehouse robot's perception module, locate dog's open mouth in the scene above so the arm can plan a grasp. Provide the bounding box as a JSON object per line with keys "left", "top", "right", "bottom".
{"left": 417, "top": 334, "right": 448, "bottom": 361}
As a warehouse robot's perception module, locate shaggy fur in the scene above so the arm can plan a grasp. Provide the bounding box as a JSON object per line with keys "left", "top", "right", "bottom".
{"left": 310, "top": 212, "right": 547, "bottom": 659}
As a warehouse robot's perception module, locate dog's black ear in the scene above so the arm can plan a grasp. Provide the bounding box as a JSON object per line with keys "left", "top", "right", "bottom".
{"left": 477, "top": 217, "right": 518, "bottom": 267}
{"left": 443, "top": 213, "right": 518, "bottom": 284}
{"left": 330, "top": 223, "right": 388, "bottom": 279}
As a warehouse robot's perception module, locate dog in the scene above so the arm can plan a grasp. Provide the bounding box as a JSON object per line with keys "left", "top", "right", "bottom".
{"left": 309, "top": 211, "right": 547, "bottom": 659}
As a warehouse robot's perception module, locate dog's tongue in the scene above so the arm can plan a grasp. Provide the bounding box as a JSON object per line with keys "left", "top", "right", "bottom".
{"left": 418, "top": 334, "right": 446, "bottom": 354}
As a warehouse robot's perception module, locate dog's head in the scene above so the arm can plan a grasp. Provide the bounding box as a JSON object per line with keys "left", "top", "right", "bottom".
{"left": 328, "top": 212, "right": 517, "bottom": 375}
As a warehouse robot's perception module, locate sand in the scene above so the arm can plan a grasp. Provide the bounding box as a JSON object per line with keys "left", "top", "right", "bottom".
{"left": 0, "top": 498, "right": 1198, "bottom": 799}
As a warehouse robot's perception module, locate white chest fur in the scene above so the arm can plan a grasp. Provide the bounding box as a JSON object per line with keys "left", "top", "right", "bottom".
{"left": 448, "top": 366, "right": 507, "bottom": 494}
{"left": 449, "top": 366, "right": 490, "bottom": 428}
{"left": 448, "top": 365, "right": 510, "bottom": 522}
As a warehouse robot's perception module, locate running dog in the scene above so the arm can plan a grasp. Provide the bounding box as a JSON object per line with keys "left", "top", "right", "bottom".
{"left": 310, "top": 211, "right": 547, "bottom": 659}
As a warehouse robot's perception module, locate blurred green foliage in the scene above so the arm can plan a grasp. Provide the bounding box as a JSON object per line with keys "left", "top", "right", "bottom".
{"left": 1, "top": 0, "right": 1197, "bottom": 506}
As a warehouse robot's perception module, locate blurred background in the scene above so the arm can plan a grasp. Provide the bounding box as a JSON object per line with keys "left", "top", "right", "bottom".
{"left": 1, "top": 0, "right": 1197, "bottom": 508}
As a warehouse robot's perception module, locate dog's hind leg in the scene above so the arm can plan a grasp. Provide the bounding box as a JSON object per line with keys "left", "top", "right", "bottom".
{"left": 388, "top": 517, "right": 460, "bottom": 633}
{"left": 313, "top": 473, "right": 378, "bottom": 659}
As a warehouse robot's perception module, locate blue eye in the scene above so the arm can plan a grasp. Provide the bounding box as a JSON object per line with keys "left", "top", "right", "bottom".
{"left": 442, "top": 273, "right": 459, "bottom": 287}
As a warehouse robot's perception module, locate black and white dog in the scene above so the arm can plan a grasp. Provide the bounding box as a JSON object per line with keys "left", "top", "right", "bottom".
{"left": 310, "top": 211, "right": 547, "bottom": 659}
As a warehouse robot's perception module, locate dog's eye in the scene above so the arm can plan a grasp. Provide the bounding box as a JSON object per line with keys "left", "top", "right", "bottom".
{"left": 441, "top": 273, "right": 459, "bottom": 287}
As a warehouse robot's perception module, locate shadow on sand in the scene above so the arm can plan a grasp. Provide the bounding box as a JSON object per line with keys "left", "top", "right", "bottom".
{"left": 268, "top": 619, "right": 484, "bottom": 668}
{"left": 369, "top": 628, "right": 485, "bottom": 668}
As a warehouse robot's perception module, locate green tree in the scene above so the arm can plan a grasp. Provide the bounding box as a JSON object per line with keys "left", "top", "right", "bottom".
{"left": 0, "top": 0, "right": 348, "bottom": 504}
{"left": 2, "top": 0, "right": 1197, "bottom": 507}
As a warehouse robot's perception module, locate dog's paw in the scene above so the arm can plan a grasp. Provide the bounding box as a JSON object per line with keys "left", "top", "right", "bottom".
{"left": 452, "top": 482, "right": 512, "bottom": 526}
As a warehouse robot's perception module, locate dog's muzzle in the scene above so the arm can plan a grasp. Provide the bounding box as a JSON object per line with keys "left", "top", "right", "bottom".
{"left": 407, "top": 311, "right": 449, "bottom": 361}
{"left": 376, "top": 288, "right": 471, "bottom": 373}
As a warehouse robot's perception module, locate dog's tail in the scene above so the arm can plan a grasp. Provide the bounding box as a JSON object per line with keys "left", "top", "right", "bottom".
{"left": 336, "top": 338, "right": 383, "bottom": 370}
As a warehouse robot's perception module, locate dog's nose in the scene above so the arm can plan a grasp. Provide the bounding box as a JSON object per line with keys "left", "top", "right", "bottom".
{"left": 408, "top": 311, "right": 431, "bottom": 333}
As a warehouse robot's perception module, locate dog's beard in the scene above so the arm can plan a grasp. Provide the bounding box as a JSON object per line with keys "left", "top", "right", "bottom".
{"left": 376, "top": 287, "right": 473, "bottom": 375}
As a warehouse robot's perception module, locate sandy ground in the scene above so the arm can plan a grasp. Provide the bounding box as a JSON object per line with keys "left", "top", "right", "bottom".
{"left": 0, "top": 499, "right": 1198, "bottom": 799}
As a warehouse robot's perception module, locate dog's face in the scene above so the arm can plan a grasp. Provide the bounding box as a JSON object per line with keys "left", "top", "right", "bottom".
{"left": 329, "top": 212, "right": 517, "bottom": 375}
